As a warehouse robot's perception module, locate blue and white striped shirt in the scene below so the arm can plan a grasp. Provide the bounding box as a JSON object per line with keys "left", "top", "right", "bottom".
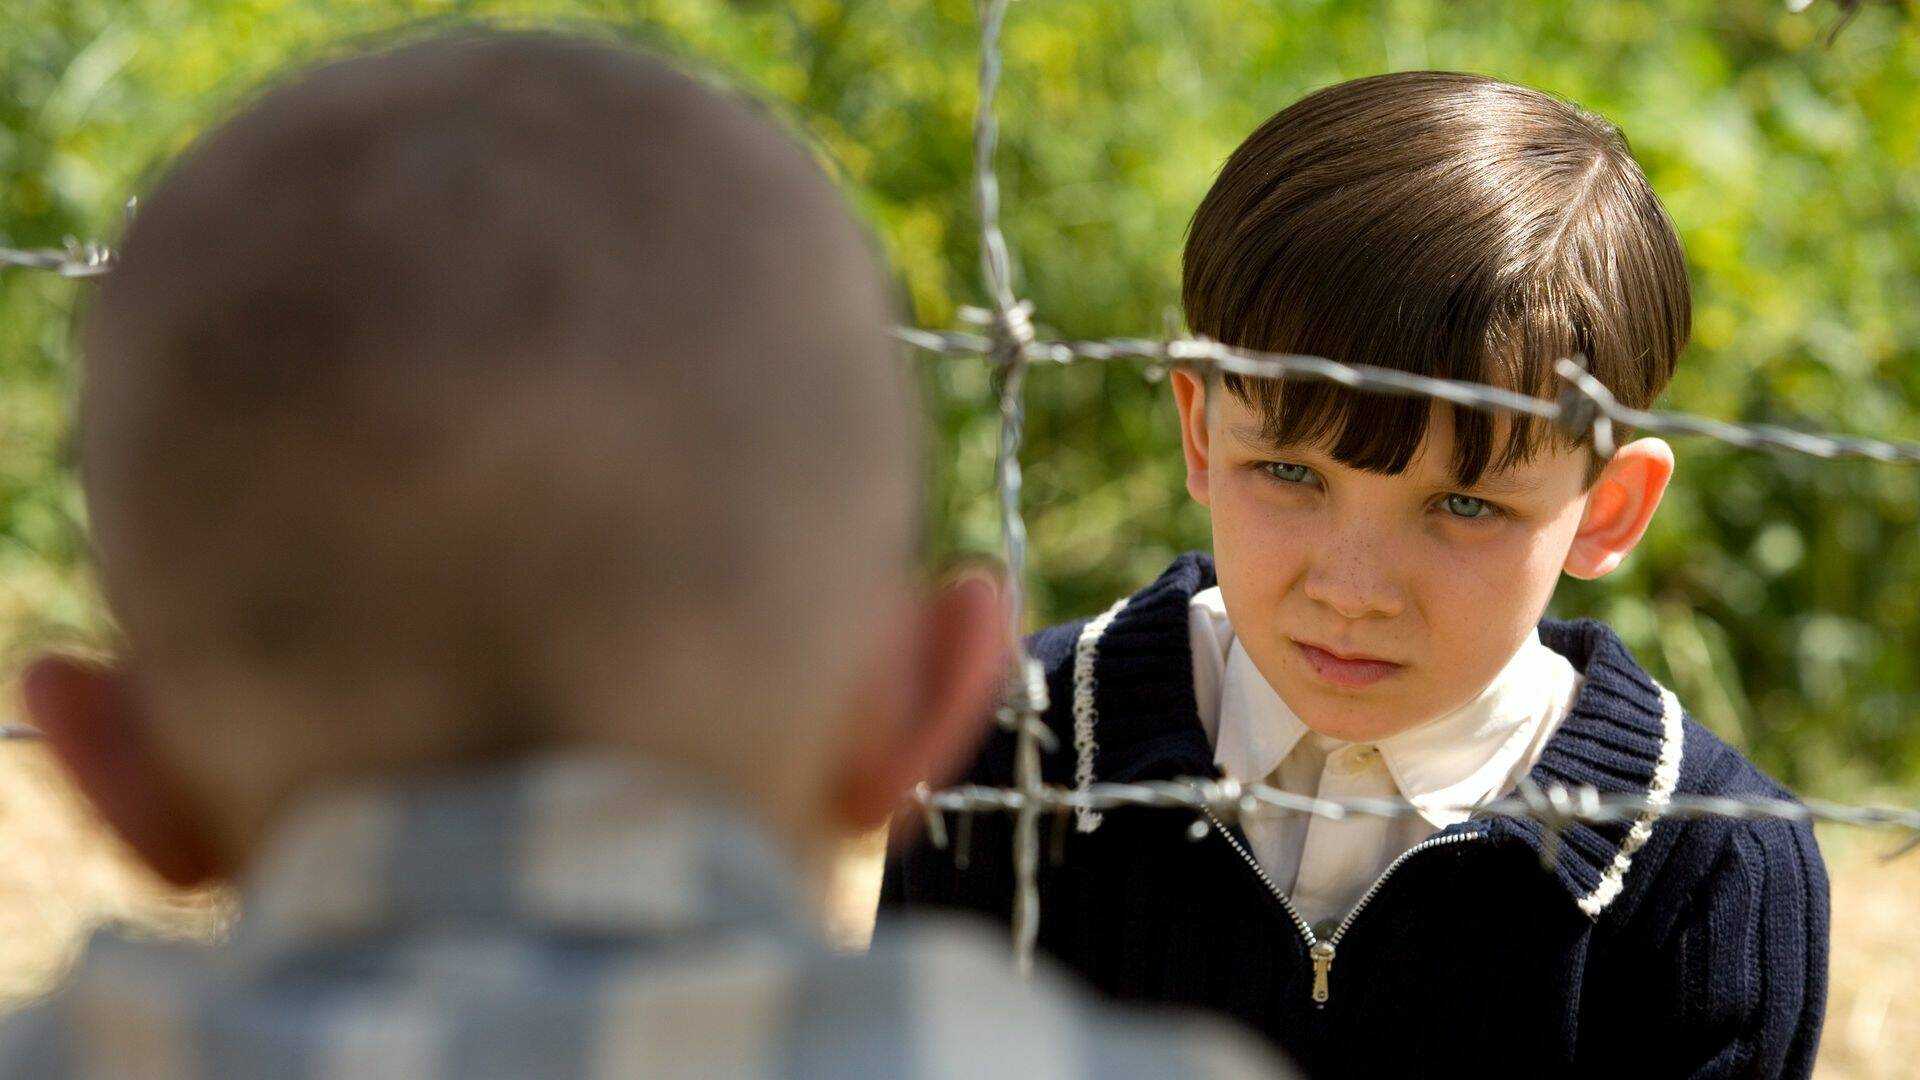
{"left": 0, "top": 753, "right": 1290, "bottom": 1079}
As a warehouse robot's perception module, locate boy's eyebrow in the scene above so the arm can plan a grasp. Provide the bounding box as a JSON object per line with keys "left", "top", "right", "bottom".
{"left": 1458, "top": 470, "right": 1540, "bottom": 496}
{"left": 1226, "top": 423, "right": 1285, "bottom": 453}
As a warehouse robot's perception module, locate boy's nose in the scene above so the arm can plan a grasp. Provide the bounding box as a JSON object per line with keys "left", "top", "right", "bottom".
{"left": 1301, "top": 542, "right": 1405, "bottom": 620}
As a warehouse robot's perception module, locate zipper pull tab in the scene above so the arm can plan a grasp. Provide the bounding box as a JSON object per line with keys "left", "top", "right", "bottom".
{"left": 1309, "top": 940, "right": 1336, "bottom": 1006}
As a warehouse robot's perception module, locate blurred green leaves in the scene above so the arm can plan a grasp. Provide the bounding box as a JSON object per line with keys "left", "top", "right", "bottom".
{"left": 2, "top": 0, "right": 1918, "bottom": 791}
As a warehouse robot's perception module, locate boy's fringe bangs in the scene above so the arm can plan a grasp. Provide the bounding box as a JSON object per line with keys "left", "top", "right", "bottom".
{"left": 1217, "top": 278, "right": 1592, "bottom": 489}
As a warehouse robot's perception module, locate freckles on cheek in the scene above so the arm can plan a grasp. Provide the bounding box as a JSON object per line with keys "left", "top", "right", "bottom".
{"left": 1209, "top": 474, "right": 1266, "bottom": 546}
{"left": 1228, "top": 487, "right": 1308, "bottom": 554}
{"left": 1211, "top": 482, "right": 1306, "bottom": 595}
{"left": 1436, "top": 524, "right": 1527, "bottom": 604}
{"left": 1461, "top": 525, "right": 1566, "bottom": 622}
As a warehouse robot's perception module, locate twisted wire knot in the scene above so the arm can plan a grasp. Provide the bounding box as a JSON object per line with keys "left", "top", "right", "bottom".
{"left": 961, "top": 299, "right": 1037, "bottom": 365}
{"left": 1553, "top": 356, "right": 1620, "bottom": 459}
{"left": 1512, "top": 778, "right": 1603, "bottom": 874}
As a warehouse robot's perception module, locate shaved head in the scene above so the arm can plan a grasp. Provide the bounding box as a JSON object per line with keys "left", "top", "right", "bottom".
{"left": 79, "top": 31, "right": 914, "bottom": 845}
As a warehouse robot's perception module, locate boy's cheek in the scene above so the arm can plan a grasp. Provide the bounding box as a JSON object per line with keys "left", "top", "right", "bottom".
{"left": 1211, "top": 518, "right": 1306, "bottom": 601}
{"left": 1212, "top": 480, "right": 1305, "bottom": 550}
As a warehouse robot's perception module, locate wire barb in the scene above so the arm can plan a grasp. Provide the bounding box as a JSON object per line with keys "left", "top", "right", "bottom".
{"left": 0, "top": 239, "right": 114, "bottom": 278}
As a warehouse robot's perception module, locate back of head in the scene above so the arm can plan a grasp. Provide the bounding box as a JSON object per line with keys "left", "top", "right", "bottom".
{"left": 1182, "top": 71, "right": 1691, "bottom": 485}
{"left": 80, "top": 30, "right": 911, "bottom": 844}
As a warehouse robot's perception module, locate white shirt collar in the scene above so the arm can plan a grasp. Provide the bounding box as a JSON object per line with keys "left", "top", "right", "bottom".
{"left": 1191, "top": 585, "right": 1582, "bottom": 828}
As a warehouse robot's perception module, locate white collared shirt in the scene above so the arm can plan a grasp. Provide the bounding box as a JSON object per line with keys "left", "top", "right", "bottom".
{"left": 1188, "top": 586, "right": 1582, "bottom": 929}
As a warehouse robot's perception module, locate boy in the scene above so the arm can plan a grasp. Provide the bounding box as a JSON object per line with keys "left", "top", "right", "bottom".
{"left": 885, "top": 71, "right": 1828, "bottom": 1077}
{"left": 0, "top": 30, "right": 1291, "bottom": 1079}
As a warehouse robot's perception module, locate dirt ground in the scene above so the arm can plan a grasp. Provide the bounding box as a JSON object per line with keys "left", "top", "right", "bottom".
{"left": 0, "top": 742, "right": 1911, "bottom": 1077}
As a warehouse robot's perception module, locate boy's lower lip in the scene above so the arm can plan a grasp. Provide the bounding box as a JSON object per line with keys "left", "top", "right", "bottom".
{"left": 1293, "top": 640, "right": 1403, "bottom": 688}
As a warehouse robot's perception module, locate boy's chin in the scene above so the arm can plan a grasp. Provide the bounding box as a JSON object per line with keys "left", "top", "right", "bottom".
{"left": 1293, "top": 690, "right": 1431, "bottom": 744}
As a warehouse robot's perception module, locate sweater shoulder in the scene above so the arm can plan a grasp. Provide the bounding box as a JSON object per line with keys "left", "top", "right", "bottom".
{"left": 1670, "top": 716, "right": 1821, "bottom": 873}
{"left": 1026, "top": 549, "right": 1214, "bottom": 676}
{"left": 952, "top": 611, "right": 1139, "bottom": 788}
{"left": 1610, "top": 713, "right": 1828, "bottom": 932}
{"left": 1586, "top": 716, "right": 1830, "bottom": 1079}
{"left": 1027, "top": 615, "right": 1091, "bottom": 676}
{"left": 963, "top": 553, "right": 1216, "bottom": 788}
{"left": 1673, "top": 714, "right": 1793, "bottom": 802}
{"left": 1528, "top": 616, "right": 1825, "bottom": 928}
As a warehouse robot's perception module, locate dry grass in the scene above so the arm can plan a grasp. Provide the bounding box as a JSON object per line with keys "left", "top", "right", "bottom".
{"left": 0, "top": 740, "right": 1909, "bottom": 1077}
{"left": 1815, "top": 826, "right": 1920, "bottom": 1080}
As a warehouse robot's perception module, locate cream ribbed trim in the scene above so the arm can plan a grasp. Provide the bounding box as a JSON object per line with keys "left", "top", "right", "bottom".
{"left": 1575, "top": 682, "right": 1685, "bottom": 917}
{"left": 1072, "top": 597, "right": 1131, "bottom": 834}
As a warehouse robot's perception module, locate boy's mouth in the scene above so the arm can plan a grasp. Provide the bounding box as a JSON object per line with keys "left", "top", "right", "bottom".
{"left": 1292, "top": 639, "right": 1404, "bottom": 689}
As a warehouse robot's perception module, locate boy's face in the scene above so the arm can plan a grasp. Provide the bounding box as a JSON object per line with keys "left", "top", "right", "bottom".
{"left": 1172, "top": 373, "right": 1672, "bottom": 744}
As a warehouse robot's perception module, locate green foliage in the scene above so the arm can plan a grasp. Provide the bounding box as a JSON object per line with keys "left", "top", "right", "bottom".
{"left": 2, "top": 0, "right": 1917, "bottom": 792}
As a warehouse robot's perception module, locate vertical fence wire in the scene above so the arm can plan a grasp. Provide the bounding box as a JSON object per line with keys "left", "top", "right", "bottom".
{"left": 971, "top": 0, "right": 1050, "bottom": 975}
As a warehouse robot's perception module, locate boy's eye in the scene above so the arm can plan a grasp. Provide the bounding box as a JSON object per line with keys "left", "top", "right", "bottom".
{"left": 1441, "top": 494, "right": 1496, "bottom": 519}
{"left": 1262, "top": 461, "right": 1317, "bottom": 485}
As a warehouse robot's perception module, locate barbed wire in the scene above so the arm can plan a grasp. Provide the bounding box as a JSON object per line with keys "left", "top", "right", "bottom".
{"left": 897, "top": 330, "right": 1920, "bottom": 465}
{"left": 969, "top": 0, "right": 1050, "bottom": 978}
{"left": 1, "top": 0, "right": 1917, "bottom": 975}
{"left": 0, "top": 239, "right": 114, "bottom": 278}
{"left": 917, "top": 778, "right": 1920, "bottom": 869}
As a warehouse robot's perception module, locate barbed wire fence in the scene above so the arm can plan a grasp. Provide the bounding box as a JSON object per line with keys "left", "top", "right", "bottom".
{"left": 1, "top": 0, "right": 1919, "bottom": 976}
{"left": 894, "top": 0, "right": 1920, "bottom": 974}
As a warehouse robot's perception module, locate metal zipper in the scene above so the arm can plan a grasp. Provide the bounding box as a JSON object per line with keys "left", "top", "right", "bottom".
{"left": 1317, "top": 831, "right": 1482, "bottom": 1003}
{"left": 1199, "top": 805, "right": 1316, "bottom": 942}
{"left": 1198, "top": 804, "right": 1482, "bottom": 1008}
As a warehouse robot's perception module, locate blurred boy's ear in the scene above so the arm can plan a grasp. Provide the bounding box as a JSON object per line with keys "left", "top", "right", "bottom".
{"left": 1564, "top": 437, "right": 1674, "bottom": 580}
{"left": 828, "top": 570, "right": 1008, "bottom": 834}
{"left": 19, "top": 656, "right": 228, "bottom": 887}
{"left": 1169, "top": 368, "right": 1213, "bottom": 506}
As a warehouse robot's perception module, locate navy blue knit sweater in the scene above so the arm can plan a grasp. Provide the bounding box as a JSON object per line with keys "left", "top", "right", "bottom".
{"left": 882, "top": 553, "right": 1829, "bottom": 1078}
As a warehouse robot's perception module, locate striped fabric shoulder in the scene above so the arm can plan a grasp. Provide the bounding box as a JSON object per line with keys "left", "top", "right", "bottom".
{"left": 1072, "top": 595, "right": 1133, "bottom": 833}
{"left": 1575, "top": 680, "right": 1685, "bottom": 917}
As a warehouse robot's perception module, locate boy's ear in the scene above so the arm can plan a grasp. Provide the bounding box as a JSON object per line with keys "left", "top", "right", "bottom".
{"left": 827, "top": 572, "right": 1008, "bottom": 834}
{"left": 19, "top": 656, "right": 229, "bottom": 887}
{"left": 1564, "top": 437, "right": 1674, "bottom": 580}
{"left": 1169, "top": 368, "right": 1213, "bottom": 506}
